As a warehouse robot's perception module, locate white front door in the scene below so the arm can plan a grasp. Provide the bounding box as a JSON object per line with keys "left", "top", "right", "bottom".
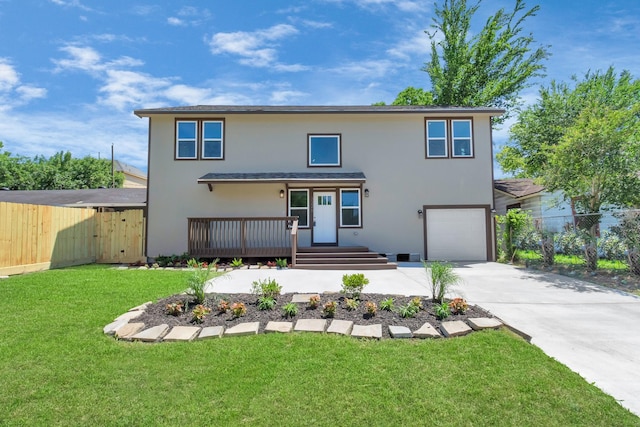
{"left": 313, "top": 191, "right": 337, "bottom": 244}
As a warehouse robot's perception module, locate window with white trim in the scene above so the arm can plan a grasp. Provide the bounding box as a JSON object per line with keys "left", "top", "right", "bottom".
{"left": 176, "top": 121, "right": 197, "bottom": 159}
{"left": 202, "top": 120, "right": 224, "bottom": 159}
{"left": 340, "top": 189, "right": 361, "bottom": 227}
{"left": 425, "top": 118, "right": 474, "bottom": 158}
{"left": 452, "top": 120, "right": 473, "bottom": 157}
{"left": 289, "top": 189, "right": 309, "bottom": 227}
{"left": 175, "top": 119, "right": 225, "bottom": 160}
{"left": 426, "top": 120, "right": 448, "bottom": 158}
{"left": 308, "top": 134, "right": 341, "bottom": 167}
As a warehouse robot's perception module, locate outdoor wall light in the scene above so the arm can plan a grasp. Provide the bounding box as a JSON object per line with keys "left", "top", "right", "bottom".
{"left": 364, "top": 188, "right": 370, "bottom": 197}
{"left": 417, "top": 209, "right": 423, "bottom": 217}
{"left": 279, "top": 189, "right": 285, "bottom": 198}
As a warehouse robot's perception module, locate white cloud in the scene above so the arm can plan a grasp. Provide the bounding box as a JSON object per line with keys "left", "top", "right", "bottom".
{"left": 99, "top": 69, "right": 174, "bottom": 110}
{"left": 53, "top": 45, "right": 103, "bottom": 73}
{"left": 0, "top": 58, "right": 47, "bottom": 110}
{"left": 328, "top": 59, "right": 397, "bottom": 79}
{"left": 320, "top": 0, "right": 430, "bottom": 13}
{"left": 168, "top": 6, "right": 211, "bottom": 27}
{"left": 386, "top": 30, "right": 430, "bottom": 61}
{"left": 53, "top": 45, "right": 143, "bottom": 76}
{"left": 0, "top": 59, "right": 19, "bottom": 91}
{"left": 15, "top": 85, "right": 47, "bottom": 102}
{"left": 49, "top": 0, "right": 93, "bottom": 12}
{"left": 270, "top": 88, "right": 308, "bottom": 104}
{"left": 167, "top": 17, "right": 185, "bottom": 26}
{"left": 208, "top": 24, "right": 305, "bottom": 70}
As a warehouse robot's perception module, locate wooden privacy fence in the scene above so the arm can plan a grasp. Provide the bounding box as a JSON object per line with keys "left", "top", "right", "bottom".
{"left": 0, "top": 202, "right": 145, "bottom": 275}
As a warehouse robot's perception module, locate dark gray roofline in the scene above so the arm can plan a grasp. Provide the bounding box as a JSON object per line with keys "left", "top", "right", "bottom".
{"left": 135, "top": 105, "right": 505, "bottom": 118}
{"left": 197, "top": 172, "right": 366, "bottom": 184}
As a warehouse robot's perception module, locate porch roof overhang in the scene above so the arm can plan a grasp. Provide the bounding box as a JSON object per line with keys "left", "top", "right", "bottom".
{"left": 198, "top": 172, "right": 366, "bottom": 190}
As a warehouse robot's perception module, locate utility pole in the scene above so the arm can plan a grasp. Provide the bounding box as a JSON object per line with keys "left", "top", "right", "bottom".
{"left": 111, "top": 144, "right": 115, "bottom": 188}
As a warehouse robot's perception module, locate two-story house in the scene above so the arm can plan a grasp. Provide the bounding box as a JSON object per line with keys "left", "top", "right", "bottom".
{"left": 134, "top": 105, "right": 503, "bottom": 267}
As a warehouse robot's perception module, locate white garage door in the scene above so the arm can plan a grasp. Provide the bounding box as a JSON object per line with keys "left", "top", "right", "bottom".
{"left": 425, "top": 208, "right": 487, "bottom": 261}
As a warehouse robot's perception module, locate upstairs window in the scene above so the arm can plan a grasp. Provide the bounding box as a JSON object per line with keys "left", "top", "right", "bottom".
{"left": 176, "top": 121, "right": 197, "bottom": 159}
{"left": 452, "top": 120, "right": 473, "bottom": 157}
{"left": 426, "top": 120, "right": 448, "bottom": 158}
{"left": 425, "top": 118, "right": 474, "bottom": 159}
{"left": 308, "top": 134, "right": 341, "bottom": 167}
{"left": 288, "top": 189, "right": 309, "bottom": 227}
{"left": 202, "top": 121, "right": 224, "bottom": 159}
{"left": 175, "top": 119, "right": 225, "bottom": 160}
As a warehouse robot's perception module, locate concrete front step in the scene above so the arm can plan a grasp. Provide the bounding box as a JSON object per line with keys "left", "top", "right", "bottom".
{"left": 295, "top": 263, "right": 397, "bottom": 270}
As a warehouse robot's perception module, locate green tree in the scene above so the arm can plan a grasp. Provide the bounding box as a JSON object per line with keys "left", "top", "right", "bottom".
{"left": 498, "top": 68, "right": 640, "bottom": 270}
{"left": 382, "top": 0, "right": 548, "bottom": 122}
{"left": 391, "top": 86, "right": 434, "bottom": 105}
{"left": 0, "top": 145, "right": 124, "bottom": 190}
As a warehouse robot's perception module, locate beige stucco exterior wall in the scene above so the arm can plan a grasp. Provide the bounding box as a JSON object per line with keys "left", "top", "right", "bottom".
{"left": 144, "top": 112, "right": 496, "bottom": 258}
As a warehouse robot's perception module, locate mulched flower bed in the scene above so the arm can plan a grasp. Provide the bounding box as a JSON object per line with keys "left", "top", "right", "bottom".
{"left": 135, "top": 292, "right": 495, "bottom": 339}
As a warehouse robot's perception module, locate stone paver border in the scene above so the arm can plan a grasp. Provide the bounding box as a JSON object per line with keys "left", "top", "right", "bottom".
{"left": 106, "top": 293, "right": 506, "bottom": 343}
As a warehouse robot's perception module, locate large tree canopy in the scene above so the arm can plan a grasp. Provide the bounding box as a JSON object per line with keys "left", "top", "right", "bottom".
{"left": 0, "top": 143, "right": 124, "bottom": 190}
{"left": 386, "top": 0, "right": 548, "bottom": 122}
{"left": 497, "top": 67, "right": 640, "bottom": 217}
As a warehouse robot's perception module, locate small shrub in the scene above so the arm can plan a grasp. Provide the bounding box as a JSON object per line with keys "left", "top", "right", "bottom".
{"left": 251, "top": 277, "right": 282, "bottom": 298}
{"left": 410, "top": 296, "right": 423, "bottom": 310}
{"left": 217, "top": 299, "right": 230, "bottom": 313}
{"left": 165, "top": 302, "right": 184, "bottom": 316}
{"left": 434, "top": 302, "right": 451, "bottom": 320}
{"left": 230, "top": 258, "right": 244, "bottom": 268}
{"left": 379, "top": 297, "right": 394, "bottom": 311}
{"left": 448, "top": 297, "right": 468, "bottom": 314}
{"left": 598, "top": 231, "right": 626, "bottom": 261}
{"left": 364, "top": 301, "right": 377, "bottom": 316}
{"left": 266, "top": 260, "right": 277, "bottom": 268}
{"left": 345, "top": 298, "right": 359, "bottom": 311}
{"left": 397, "top": 303, "right": 419, "bottom": 318}
{"left": 282, "top": 302, "right": 298, "bottom": 318}
{"left": 308, "top": 295, "right": 321, "bottom": 309}
{"left": 555, "top": 230, "right": 585, "bottom": 256}
{"left": 322, "top": 301, "right": 337, "bottom": 318}
{"left": 258, "top": 296, "right": 277, "bottom": 311}
{"left": 230, "top": 302, "right": 247, "bottom": 318}
{"left": 340, "top": 273, "right": 369, "bottom": 299}
{"left": 275, "top": 258, "right": 288, "bottom": 268}
{"left": 186, "top": 258, "right": 214, "bottom": 304}
{"left": 425, "top": 261, "right": 460, "bottom": 302}
{"left": 191, "top": 304, "right": 211, "bottom": 323}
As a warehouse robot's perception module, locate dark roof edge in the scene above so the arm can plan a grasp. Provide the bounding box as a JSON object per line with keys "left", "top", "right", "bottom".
{"left": 134, "top": 105, "right": 505, "bottom": 118}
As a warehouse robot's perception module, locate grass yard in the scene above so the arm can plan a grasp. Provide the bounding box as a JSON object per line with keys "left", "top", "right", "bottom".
{"left": 0, "top": 265, "right": 637, "bottom": 426}
{"left": 518, "top": 249, "right": 629, "bottom": 271}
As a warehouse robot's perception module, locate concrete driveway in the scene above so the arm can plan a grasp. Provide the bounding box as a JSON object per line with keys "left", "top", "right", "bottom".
{"left": 207, "top": 262, "right": 640, "bottom": 417}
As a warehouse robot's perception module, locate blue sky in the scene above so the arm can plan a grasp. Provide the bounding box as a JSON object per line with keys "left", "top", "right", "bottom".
{"left": 0, "top": 0, "right": 638, "bottom": 175}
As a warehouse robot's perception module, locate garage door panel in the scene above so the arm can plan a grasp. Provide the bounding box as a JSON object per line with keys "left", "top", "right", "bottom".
{"left": 426, "top": 208, "right": 487, "bottom": 261}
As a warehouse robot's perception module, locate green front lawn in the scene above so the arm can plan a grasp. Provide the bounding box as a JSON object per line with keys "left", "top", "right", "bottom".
{"left": 518, "top": 249, "right": 629, "bottom": 271}
{"left": 0, "top": 265, "right": 636, "bottom": 425}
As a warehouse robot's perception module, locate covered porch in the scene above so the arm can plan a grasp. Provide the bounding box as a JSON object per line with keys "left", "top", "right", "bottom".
{"left": 187, "top": 217, "right": 395, "bottom": 269}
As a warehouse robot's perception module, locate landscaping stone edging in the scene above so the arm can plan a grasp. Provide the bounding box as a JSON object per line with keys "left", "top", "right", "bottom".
{"left": 105, "top": 297, "right": 504, "bottom": 343}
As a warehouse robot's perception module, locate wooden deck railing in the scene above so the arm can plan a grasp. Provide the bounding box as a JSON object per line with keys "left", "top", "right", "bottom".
{"left": 188, "top": 217, "right": 299, "bottom": 260}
